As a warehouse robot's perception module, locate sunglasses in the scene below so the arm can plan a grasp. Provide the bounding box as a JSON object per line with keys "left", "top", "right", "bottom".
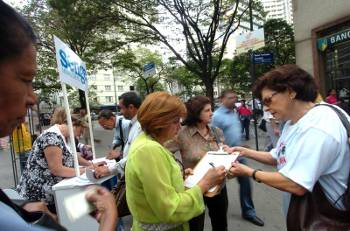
{"left": 262, "top": 92, "right": 278, "bottom": 106}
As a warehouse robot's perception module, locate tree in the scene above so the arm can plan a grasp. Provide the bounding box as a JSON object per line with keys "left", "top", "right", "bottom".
{"left": 262, "top": 19, "right": 295, "bottom": 66}
{"left": 105, "top": 0, "right": 264, "bottom": 101}
{"left": 21, "top": 0, "right": 147, "bottom": 108}
{"left": 113, "top": 48, "right": 166, "bottom": 97}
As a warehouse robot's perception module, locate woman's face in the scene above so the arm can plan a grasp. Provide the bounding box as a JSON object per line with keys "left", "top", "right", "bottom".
{"left": 164, "top": 117, "right": 182, "bottom": 140}
{"left": 0, "top": 45, "right": 37, "bottom": 137}
{"left": 199, "top": 104, "right": 213, "bottom": 125}
{"left": 261, "top": 87, "right": 295, "bottom": 121}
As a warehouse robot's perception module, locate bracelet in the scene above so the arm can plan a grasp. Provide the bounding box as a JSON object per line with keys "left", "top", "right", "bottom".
{"left": 252, "top": 169, "right": 262, "bottom": 183}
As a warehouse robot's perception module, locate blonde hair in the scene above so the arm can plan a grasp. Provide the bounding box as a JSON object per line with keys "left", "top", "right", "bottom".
{"left": 137, "top": 92, "right": 186, "bottom": 139}
{"left": 50, "top": 107, "right": 87, "bottom": 127}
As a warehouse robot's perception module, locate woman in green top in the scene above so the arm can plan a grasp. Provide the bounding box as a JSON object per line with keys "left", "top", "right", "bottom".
{"left": 126, "top": 92, "right": 226, "bottom": 231}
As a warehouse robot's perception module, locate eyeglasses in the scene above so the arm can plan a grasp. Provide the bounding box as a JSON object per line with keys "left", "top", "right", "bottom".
{"left": 262, "top": 92, "right": 278, "bottom": 106}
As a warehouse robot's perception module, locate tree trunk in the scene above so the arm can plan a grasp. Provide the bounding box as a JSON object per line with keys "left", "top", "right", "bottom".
{"left": 203, "top": 79, "right": 215, "bottom": 103}
{"left": 79, "top": 89, "right": 86, "bottom": 109}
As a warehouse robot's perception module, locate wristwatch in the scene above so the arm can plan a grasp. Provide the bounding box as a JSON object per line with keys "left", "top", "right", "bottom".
{"left": 252, "top": 169, "right": 262, "bottom": 183}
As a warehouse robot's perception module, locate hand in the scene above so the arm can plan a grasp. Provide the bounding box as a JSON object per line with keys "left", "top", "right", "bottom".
{"left": 94, "top": 165, "right": 111, "bottom": 178}
{"left": 184, "top": 168, "right": 194, "bottom": 179}
{"left": 22, "top": 201, "right": 57, "bottom": 221}
{"left": 224, "top": 146, "right": 249, "bottom": 157}
{"left": 228, "top": 161, "right": 253, "bottom": 177}
{"left": 106, "top": 150, "right": 121, "bottom": 160}
{"left": 198, "top": 166, "right": 226, "bottom": 193}
{"left": 86, "top": 186, "right": 118, "bottom": 230}
{"left": 79, "top": 167, "right": 86, "bottom": 175}
{"left": 84, "top": 145, "right": 92, "bottom": 151}
{"left": 274, "top": 128, "right": 280, "bottom": 136}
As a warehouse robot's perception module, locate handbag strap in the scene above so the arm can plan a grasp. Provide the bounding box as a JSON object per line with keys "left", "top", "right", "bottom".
{"left": 314, "top": 104, "right": 350, "bottom": 140}
{"left": 0, "top": 189, "right": 40, "bottom": 222}
{"left": 314, "top": 104, "right": 350, "bottom": 209}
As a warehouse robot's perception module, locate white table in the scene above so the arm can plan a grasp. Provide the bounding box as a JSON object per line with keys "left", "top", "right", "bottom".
{"left": 53, "top": 173, "right": 113, "bottom": 231}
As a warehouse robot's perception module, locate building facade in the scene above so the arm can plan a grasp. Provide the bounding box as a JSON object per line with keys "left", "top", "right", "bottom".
{"left": 261, "top": 0, "right": 293, "bottom": 25}
{"left": 88, "top": 69, "right": 134, "bottom": 105}
{"left": 293, "top": 0, "right": 350, "bottom": 101}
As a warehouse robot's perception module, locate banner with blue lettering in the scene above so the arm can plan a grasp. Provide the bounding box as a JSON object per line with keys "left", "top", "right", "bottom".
{"left": 54, "top": 36, "right": 88, "bottom": 91}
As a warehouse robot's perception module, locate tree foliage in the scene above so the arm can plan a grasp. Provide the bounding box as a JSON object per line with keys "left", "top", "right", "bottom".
{"left": 21, "top": 0, "right": 145, "bottom": 106}
{"left": 113, "top": 48, "right": 165, "bottom": 97}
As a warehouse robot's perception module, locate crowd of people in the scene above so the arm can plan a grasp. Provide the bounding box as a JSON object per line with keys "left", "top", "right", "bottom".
{"left": 1, "top": 1, "right": 350, "bottom": 231}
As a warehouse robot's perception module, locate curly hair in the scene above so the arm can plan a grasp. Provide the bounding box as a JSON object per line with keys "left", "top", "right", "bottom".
{"left": 253, "top": 64, "right": 318, "bottom": 102}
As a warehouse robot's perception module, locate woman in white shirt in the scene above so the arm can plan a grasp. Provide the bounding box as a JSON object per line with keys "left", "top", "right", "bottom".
{"left": 227, "top": 64, "right": 350, "bottom": 229}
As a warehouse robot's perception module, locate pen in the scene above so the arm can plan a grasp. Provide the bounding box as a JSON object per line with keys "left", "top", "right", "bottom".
{"left": 209, "top": 162, "right": 215, "bottom": 168}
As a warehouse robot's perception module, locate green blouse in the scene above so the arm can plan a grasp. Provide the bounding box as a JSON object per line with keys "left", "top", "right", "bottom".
{"left": 126, "top": 133, "right": 205, "bottom": 231}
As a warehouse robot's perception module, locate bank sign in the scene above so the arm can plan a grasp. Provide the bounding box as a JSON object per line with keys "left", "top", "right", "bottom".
{"left": 54, "top": 36, "right": 88, "bottom": 91}
{"left": 317, "top": 28, "right": 350, "bottom": 51}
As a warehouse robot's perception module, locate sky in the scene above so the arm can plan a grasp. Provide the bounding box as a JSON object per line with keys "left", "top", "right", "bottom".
{"left": 3, "top": 0, "right": 24, "bottom": 8}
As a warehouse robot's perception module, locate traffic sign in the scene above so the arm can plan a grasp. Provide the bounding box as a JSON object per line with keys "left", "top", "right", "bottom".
{"left": 143, "top": 62, "right": 156, "bottom": 77}
{"left": 252, "top": 53, "right": 274, "bottom": 64}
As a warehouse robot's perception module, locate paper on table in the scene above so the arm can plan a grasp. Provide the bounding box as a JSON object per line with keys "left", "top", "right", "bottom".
{"left": 184, "top": 151, "right": 239, "bottom": 192}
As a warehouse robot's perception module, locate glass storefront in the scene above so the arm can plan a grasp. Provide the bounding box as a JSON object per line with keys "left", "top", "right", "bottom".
{"left": 323, "top": 31, "right": 350, "bottom": 103}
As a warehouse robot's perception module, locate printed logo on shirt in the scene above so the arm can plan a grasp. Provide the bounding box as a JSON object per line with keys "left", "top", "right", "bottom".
{"left": 276, "top": 142, "right": 287, "bottom": 166}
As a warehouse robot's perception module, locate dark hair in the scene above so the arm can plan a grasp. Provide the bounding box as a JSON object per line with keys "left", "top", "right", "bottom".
{"left": 219, "top": 90, "right": 235, "bottom": 99}
{"left": 0, "top": 1, "right": 37, "bottom": 62}
{"left": 119, "top": 91, "right": 142, "bottom": 109}
{"left": 183, "top": 96, "right": 211, "bottom": 126}
{"left": 253, "top": 64, "right": 318, "bottom": 102}
{"left": 98, "top": 109, "right": 115, "bottom": 120}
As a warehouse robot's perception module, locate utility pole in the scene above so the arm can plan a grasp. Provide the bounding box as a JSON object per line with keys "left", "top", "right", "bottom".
{"left": 249, "top": 0, "right": 259, "bottom": 150}
{"left": 113, "top": 68, "right": 118, "bottom": 105}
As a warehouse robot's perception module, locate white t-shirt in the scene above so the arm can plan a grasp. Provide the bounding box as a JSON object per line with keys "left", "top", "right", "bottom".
{"left": 271, "top": 104, "right": 350, "bottom": 211}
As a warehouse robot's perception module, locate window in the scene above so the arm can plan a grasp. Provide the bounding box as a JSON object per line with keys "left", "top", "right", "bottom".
{"left": 105, "top": 96, "right": 113, "bottom": 102}
{"left": 105, "top": 85, "right": 111, "bottom": 91}
{"left": 118, "top": 85, "right": 123, "bottom": 91}
{"left": 88, "top": 75, "right": 96, "bottom": 81}
{"left": 104, "top": 74, "right": 111, "bottom": 81}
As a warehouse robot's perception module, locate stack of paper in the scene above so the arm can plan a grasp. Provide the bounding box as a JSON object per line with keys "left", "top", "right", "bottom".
{"left": 184, "top": 151, "right": 239, "bottom": 193}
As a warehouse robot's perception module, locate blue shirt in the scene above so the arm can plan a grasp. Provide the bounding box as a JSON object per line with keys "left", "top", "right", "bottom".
{"left": 0, "top": 201, "right": 51, "bottom": 231}
{"left": 212, "top": 105, "right": 241, "bottom": 147}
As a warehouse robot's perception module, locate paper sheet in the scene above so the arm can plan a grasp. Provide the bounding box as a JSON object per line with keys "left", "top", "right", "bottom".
{"left": 184, "top": 151, "right": 239, "bottom": 192}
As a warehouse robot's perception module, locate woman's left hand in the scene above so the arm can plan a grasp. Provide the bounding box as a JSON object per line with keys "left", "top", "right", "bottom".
{"left": 229, "top": 161, "right": 254, "bottom": 177}
{"left": 184, "top": 168, "right": 194, "bottom": 179}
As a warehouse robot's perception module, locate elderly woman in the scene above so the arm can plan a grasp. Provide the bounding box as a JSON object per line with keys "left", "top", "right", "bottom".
{"left": 166, "top": 96, "right": 228, "bottom": 231}
{"left": 126, "top": 92, "right": 226, "bottom": 231}
{"left": 17, "top": 108, "right": 92, "bottom": 212}
{"left": 228, "top": 64, "right": 350, "bottom": 229}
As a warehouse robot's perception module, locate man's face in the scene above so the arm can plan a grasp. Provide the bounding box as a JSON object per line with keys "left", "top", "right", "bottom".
{"left": 98, "top": 116, "right": 115, "bottom": 130}
{"left": 118, "top": 99, "right": 133, "bottom": 120}
{"left": 0, "top": 45, "right": 37, "bottom": 137}
{"left": 222, "top": 93, "right": 237, "bottom": 109}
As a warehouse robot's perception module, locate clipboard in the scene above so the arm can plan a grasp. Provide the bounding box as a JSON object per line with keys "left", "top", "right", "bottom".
{"left": 184, "top": 150, "right": 239, "bottom": 197}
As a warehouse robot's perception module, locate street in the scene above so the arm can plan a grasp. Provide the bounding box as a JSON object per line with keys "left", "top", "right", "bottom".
{"left": 0, "top": 122, "right": 286, "bottom": 231}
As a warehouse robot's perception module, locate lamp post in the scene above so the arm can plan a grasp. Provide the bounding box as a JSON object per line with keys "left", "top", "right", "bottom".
{"left": 249, "top": 0, "right": 259, "bottom": 151}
